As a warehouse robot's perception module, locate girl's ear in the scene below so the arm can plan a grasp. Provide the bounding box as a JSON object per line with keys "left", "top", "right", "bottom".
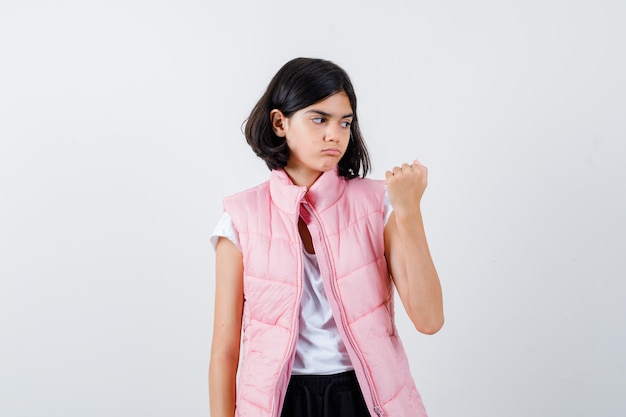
{"left": 270, "top": 109, "right": 287, "bottom": 137}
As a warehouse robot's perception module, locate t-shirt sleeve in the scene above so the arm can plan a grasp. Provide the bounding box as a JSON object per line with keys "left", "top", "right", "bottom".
{"left": 384, "top": 185, "right": 394, "bottom": 226}
{"left": 210, "top": 212, "right": 241, "bottom": 251}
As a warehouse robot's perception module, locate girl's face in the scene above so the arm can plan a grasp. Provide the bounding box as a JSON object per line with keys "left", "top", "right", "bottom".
{"left": 271, "top": 92, "right": 353, "bottom": 188}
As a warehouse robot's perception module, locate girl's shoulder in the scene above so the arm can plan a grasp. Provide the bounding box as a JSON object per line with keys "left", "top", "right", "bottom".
{"left": 343, "top": 177, "right": 387, "bottom": 213}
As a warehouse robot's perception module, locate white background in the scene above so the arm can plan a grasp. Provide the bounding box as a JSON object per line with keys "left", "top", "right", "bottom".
{"left": 1, "top": 1, "right": 625, "bottom": 416}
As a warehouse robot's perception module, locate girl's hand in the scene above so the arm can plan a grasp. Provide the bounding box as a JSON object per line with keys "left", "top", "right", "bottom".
{"left": 385, "top": 160, "right": 428, "bottom": 217}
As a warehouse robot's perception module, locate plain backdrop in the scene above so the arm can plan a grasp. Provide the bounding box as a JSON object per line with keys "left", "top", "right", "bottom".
{"left": 1, "top": 1, "right": 625, "bottom": 416}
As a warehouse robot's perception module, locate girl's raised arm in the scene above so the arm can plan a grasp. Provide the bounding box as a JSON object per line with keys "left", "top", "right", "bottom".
{"left": 209, "top": 237, "right": 244, "bottom": 417}
{"left": 384, "top": 160, "right": 444, "bottom": 335}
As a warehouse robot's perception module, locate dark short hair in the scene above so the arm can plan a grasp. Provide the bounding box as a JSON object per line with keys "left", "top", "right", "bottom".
{"left": 244, "top": 57, "right": 371, "bottom": 179}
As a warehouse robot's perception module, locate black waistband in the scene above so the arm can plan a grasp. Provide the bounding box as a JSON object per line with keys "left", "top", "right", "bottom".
{"left": 287, "top": 371, "right": 360, "bottom": 395}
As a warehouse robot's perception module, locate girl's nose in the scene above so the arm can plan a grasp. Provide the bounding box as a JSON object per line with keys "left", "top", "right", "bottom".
{"left": 324, "top": 124, "right": 342, "bottom": 142}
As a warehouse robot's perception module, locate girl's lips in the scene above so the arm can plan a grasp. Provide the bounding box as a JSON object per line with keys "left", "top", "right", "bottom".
{"left": 322, "top": 148, "right": 341, "bottom": 156}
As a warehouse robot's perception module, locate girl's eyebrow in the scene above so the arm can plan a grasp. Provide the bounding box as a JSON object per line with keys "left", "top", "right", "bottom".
{"left": 305, "top": 109, "right": 354, "bottom": 119}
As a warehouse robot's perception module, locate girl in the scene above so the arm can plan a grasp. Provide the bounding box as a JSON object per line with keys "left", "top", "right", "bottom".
{"left": 209, "top": 58, "right": 443, "bottom": 417}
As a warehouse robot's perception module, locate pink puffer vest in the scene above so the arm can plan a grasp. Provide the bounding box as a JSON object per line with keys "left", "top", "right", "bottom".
{"left": 223, "top": 168, "right": 427, "bottom": 417}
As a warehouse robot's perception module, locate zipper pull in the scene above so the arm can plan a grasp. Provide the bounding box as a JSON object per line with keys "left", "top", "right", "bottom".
{"left": 374, "top": 406, "right": 385, "bottom": 416}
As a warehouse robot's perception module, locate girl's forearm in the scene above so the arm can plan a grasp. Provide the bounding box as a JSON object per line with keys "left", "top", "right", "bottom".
{"left": 209, "top": 354, "right": 239, "bottom": 417}
{"left": 394, "top": 209, "right": 444, "bottom": 334}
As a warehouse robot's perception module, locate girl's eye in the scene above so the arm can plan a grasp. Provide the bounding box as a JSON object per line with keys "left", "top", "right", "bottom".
{"left": 312, "top": 117, "right": 325, "bottom": 124}
{"left": 341, "top": 121, "right": 352, "bottom": 128}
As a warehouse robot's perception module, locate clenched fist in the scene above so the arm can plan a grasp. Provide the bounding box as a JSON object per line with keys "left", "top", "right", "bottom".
{"left": 385, "top": 160, "right": 428, "bottom": 216}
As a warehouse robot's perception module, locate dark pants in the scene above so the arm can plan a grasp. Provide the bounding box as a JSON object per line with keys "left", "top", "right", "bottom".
{"left": 280, "top": 371, "right": 371, "bottom": 417}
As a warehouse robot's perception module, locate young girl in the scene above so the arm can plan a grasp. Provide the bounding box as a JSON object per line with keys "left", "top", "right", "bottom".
{"left": 209, "top": 58, "right": 443, "bottom": 417}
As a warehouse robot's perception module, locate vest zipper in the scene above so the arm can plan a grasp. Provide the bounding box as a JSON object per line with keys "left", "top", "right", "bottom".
{"left": 272, "top": 190, "right": 307, "bottom": 417}
{"left": 302, "top": 202, "right": 384, "bottom": 416}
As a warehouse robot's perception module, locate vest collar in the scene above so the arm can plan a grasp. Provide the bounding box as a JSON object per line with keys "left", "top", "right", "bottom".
{"left": 269, "top": 168, "right": 347, "bottom": 214}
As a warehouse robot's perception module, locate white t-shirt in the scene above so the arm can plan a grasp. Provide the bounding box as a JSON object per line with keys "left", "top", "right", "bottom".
{"left": 210, "top": 190, "right": 393, "bottom": 375}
